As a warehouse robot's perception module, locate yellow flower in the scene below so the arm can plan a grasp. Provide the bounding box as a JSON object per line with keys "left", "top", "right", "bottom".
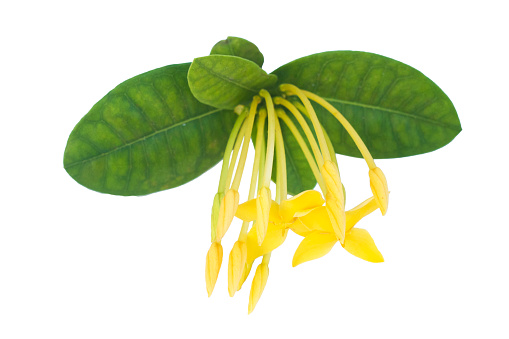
{"left": 292, "top": 195, "right": 384, "bottom": 267}
{"left": 236, "top": 189, "right": 325, "bottom": 263}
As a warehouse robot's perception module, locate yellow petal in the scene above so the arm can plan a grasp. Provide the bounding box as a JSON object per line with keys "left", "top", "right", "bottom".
{"left": 345, "top": 196, "right": 378, "bottom": 232}
{"left": 296, "top": 206, "right": 335, "bottom": 234}
{"left": 248, "top": 263, "right": 269, "bottom": 314}
{"left": 236, "top": 199, "right": 281, "bottom": 223}
{"left": 235, "top": 198, "right": 257, "bottom": 221}
{"left": 292, "top": 231, "right": 337, "bottom": 267}
{"left": 279, "top": 190, "right": 325, "bottom": 222}
{"left": 369, "top": 167, "right": 389, "bottom": 215}
{"left": 343, "top": 228, "right": 384, "bottom": 263}
{"left": 247, "top": 222, "right": 287, "bottom": 263}
{"left": 216, "top": 189, "right": 240, "bottom": 241}
{"left": 205, "top": 242, "right": 223, "bottom": 297}
{"left": 228, "top": 241, "right": 247, "bottom": 297}
{"left": 256, "top": 186, "right": 271, "bottom": 245}
{"left": 289, "top": 218, "right": 313, "bottom": 237}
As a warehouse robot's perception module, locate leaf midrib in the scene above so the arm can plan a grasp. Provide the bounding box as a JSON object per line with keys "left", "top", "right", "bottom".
{"left": 65, "top": 108, "right": 223, "bottom": 168}
{"left": 194, "top": 58, "right": 260, "bottom": 94}
{"left": 322, "top": 97, "right": 460, "bottom": 131}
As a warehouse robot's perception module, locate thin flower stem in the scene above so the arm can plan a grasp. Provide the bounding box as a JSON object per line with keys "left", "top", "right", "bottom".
{"left": 275, "top": 110, "right": 287, "bottom": 202}
{"left": 261, "top": 253, "right": 271, "bottom": 265}
{"left": 258, "top": 109, "right": 267, "bottom": 187}
{"left": 225, "top": 120, "right": 248, "bottom": 190}
{"left": 280, "top": 84, "right": 332, "bottom": 163}
{"left": 292, "top": 101, "right": 337, "bottom": 167}
{"left": 232, "top": 96, "right": 261, "bottom": 190}
{"left": 276, "top": 109, "right": 326, "bottom": 193}
{"left": 303, "top": 90, "right": 376, "bottom": 169}
{"left": 259, "top": 90, "right": 276, "bottom": 188}
{"left": 239, "top": 110, "right": 267, "bottom": 242}
{"left": 274, "top": 97, "right": 324, "bottom": 169}
{"left": 217, "top": 110, "right": 248, "bottom": 192}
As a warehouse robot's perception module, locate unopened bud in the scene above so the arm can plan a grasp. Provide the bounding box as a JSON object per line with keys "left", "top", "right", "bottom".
{"left": 216, "top": 189, "right": 240, "bottom": 241}
{"left": 248, "top": 263, "right": 269, "bottom": 314}
{"left": 211, "top": 191, "right": 224, "bottom": 242}
{"left": 325, "top": 194, "right": 346, "bottom": 244}
{"left": 228, "top": 241, "right": 247, "bottom": 297}
{"left": 369, "top": 167, "right": 388, "bottom": 215}
{"left": 205, "top": 242, "right": 223, "bottom": 297}
{"left": 321, "top": 160, "right": 344, "bottom": 205}
{"left": 256, "top": 186, "right": 271, "bottom": 245}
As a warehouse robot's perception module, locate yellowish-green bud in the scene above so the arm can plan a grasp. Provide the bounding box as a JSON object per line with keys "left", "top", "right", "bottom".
{"left": 205, "top": 242, "right": 223, "bottom": 297}
{"left": 216, "top": 189, "right": 240, "bottom": 241}
{"left": 369, "top": 167, "right": 389, "bottom": 215}
{"left": 228, "top": 240, "right": 247, "bottom": 297}
{"left": 256, "top": 186, "right": 271, "bottom": 245}
{"left": 321, "top": 160, "right": 344, "bottom": 205}
{"left": 248, "top": 262, "right": 269, "bottom": 314}
{"left": 325, "top": 194, "right": 346, "bottom": 244}
{"left": 211, "top": 191, "right": 224, "bottom": 242}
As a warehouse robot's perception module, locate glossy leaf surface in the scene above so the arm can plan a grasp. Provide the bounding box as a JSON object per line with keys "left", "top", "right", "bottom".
{"left": 64, "top": 63, "right": 236, "bottom": 196}
{"left": 210, "top": 36, "right": 264, "bottom": 67}
{"left": 272, "top": 51, "right": 462, "bottom": 159}
{"left": 188, "top": 55, "right": 278, "bottom": 110}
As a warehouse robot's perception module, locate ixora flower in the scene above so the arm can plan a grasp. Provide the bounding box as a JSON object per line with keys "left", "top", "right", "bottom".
{"left": 204, "top": 82, "right": 390, "bottom": 313}
{"left": 63, "top": 37, "right": 461, "bottom": 314}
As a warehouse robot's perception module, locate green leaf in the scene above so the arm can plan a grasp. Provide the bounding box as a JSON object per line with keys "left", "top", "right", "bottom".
{"left": 272, "top": 51, "right": 462, "bottom": 159}
{"left": 63, "top": 63, "right": 236, "bottom": 196}
{"left": 252, "top": 114, "right": 317, "bottom": 196}
{"left": 210, "top": 36, "right": 264, "bottom": 67}
{"left": 188, "top": 55, "right": 278, "bottom": 110}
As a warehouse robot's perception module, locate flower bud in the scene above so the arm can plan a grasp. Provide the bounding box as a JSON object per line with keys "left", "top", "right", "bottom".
{"left": 256, "top": 186, "right": 271, "bottom": 245}
{"left": 211, "top": 191, "right": 224, "bottom": 242}
{"left": 216, "top": 189, "right": 240, "bottom": 241}
{"left": 369, "top": 167, "right": 388, "bottom": 215}
{"left": 321, "top": 160, "right": 344, "bottom": 205}
{"left": 205, "top": 242, "right": 223, "bottom": 297}
{"left": 248, "top": 262, "right": 269, "bottom": 314}
{"left": 325, "top": 194, "right": 346, "bottom": 244}
{"left": 228, "top": 241, "right": 247, "bottom": 297}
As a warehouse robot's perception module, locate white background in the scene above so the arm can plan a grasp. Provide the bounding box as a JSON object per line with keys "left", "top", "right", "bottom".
{"left": 1, "top": 0, "right": 508, "bottom": 338}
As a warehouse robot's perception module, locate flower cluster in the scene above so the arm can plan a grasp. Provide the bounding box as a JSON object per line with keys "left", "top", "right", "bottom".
{"left": 205, "top": 84, "right": 389, "bottom": 313}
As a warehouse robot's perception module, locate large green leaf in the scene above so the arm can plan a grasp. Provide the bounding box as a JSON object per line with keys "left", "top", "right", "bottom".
{"left": 64, "top": 63, "right": 236, "bottom": 196}
{"left": 188, "top": 55, "right": 278, "bottom": 110}
{"left": 210, "top": 36, "right": 264, "bottom": 67}
{"left": 272, "top": 51, "right": 462, "bottom": 159}
{"left": 252, "top": 114, "right": 317, "bottom": 196}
